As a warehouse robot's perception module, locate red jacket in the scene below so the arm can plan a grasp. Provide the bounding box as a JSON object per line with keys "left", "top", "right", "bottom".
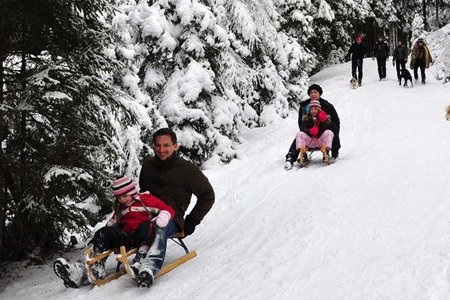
{"left": 107, "top": 192, "right": 175, "bottom": 233}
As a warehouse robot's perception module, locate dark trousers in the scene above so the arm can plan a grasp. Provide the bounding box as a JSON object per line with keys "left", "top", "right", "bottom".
{"left": 376, "top": 57, "right": 387, "bottom": 79}
{"left": 413, "top": 59, "right": 426, "bottom": 81}
{"left": 351, "top": 58, "right": 363, "bottom": 83}
{"left": 88, "top": 222, "right": 152, "bottom": 253}
{"left": 395, "top": 59, "right": 406, "bottom": 80}
{"left": 286, "top": 123, "right": 341, "bottom": 162}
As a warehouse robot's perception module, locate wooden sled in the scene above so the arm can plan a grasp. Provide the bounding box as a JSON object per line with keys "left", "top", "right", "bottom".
{"left": 297, "top": 144, "right": 334, "bottom": 168}
{"left": 85, "top": 233, "right": 197, "bottom": 286}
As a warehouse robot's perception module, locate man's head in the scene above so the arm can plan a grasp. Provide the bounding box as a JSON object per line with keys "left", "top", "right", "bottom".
{"left": 397, "top": 40, "right": 402, "bottom": 47}
{"left": 153, "top": 128, "right": 178, "bottom": 160}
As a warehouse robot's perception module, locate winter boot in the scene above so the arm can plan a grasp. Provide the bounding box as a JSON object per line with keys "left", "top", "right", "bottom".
{"left": 89, "top": 256, "right": 107, "bottom": 282}
{"left": 284, "top": 161, "right": 293, "bottom": 170}
{"left": 320, "top": 144, "right": 330, "bottom": 164}
{"left": 137, "top": 269, "right": 155, "bottom": 288}
{"left": 297, "top": 146, "right": 308, "bottom": 167}
{"left": 130, "top": 248, "right": 148, "bottom": 277}
{"left": 53, "top": 258, "right": 86, "bottom": 288}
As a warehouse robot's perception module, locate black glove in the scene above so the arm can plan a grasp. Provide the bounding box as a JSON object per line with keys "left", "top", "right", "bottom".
{"left": 183, "top": 215, "right": 200, "bottom": 237}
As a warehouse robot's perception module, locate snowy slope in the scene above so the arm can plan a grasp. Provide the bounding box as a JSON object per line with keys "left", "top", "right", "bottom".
{"left": 2, "top": 59, "right": 450, "bottom": 300}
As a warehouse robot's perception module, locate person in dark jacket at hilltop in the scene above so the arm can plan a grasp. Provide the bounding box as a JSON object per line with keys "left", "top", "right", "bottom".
{"left": 393, "top": 40, "right": 408, "bottom": 83}
{"left": 346, "top": 34, "right": 367, "bottom": 86}
{"left": 138, "top": 127, "right": 215, "bottom": 287}
{"left": 373, "top": 35, "right": 389, "bottom": 80}
{"left": 284, "top": 84, "right": 340, "bottom": 170}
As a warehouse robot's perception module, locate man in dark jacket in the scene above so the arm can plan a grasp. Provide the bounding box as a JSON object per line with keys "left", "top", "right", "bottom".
{"left": 346, "top": 34, "right": 366, "bottom": 86}
{"left": 373, "top": 36, "right": 389, "bottom": 80}
{"left": 285, "top": 84, "right": 340, "bottom": 170}
{"left": 137, "top": 128, "right": 215, "bottom": 287}
{"left": 393, "top": 40, "right": 408, "bottom": 82}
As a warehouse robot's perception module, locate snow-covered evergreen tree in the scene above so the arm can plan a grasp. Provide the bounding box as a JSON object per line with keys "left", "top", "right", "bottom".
{"left": 411, "top": 12, "right": 427, "bottom": 42}
{"left": 0, "top": 0, "right": 132, "bottom": 260}
{"left": 109, "top": 0, "right": 316, "bottom": 167}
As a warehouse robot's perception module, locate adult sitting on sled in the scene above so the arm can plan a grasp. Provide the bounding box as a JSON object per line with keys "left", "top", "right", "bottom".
{"left": 53, "top": 176, "right": 174, "bottom": 288}
{"left": 296, "top": 100, "right": 334, "bottom": 167}
{"left": 138, "top": 127, "right": 215, "bottom": 287}
{"left": 284, "top": 84, "right": 341, "bottom": 170}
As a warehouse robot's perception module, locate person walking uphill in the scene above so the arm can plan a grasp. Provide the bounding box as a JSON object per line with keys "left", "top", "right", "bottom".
{"left": 284, "top": 84, "right": 340, "bottom": 170}
{"left": 373, "top": 36, "right": 389, "bottom": 80}
{"left": 346, "top": 34, "right": 367, "bottom": 86}
{"left": 410, "top": 38, "right": 433, "bottom": 84}
{"left": 393, "top": 40, "right": 408, "bottom": 83}
{"left": 138, "top": 128, "right": 215, "bottom": 287}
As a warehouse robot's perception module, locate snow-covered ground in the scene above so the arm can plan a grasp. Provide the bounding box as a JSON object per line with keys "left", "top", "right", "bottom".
{"left": 1, "top": 59, "right": 450, "bottom": 300}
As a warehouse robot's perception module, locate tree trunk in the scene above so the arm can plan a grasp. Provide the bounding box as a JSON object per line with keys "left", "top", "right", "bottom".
{"left": 0, "top": 56, "right": 5, "bottom": 260}
{"left": 423, "top": 0, "right": 428, "bottom": 30}
{"left": 436, "top": 0, "right": 439, "bottom": 28}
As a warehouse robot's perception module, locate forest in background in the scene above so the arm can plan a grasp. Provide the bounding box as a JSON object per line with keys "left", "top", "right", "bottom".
{"left": 1, "top": 0, "right": 449, "bottom": 262}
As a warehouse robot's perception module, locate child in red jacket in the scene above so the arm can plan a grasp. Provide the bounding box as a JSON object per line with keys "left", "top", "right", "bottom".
{"left": 53, "top": 175, "right": 174, "bottom": 288}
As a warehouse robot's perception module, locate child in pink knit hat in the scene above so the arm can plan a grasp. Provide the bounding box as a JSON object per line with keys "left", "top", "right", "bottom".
{"left": 295, "top": 100, "right": 334, "bottom": 166}
{"left": 53, "top": 175, "right": 174, "bottom": 288}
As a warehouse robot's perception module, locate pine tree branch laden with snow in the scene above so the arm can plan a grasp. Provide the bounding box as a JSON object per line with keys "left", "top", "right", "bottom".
{"left": 0, "top": 0, "right": 133, "bottom": 261}
{"left": 111, "top": 0, "right": 316, "bottom": 165}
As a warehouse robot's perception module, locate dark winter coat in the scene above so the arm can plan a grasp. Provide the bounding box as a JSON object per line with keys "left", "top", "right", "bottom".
{"left": 393, "top": 45, "right": 408, "bottom": 61}
{"left": 373, "top": 41, "right": 389, "bottom": 59}
{"left": 410, "top": 41, "right": 432, "bottom": 69}
{"left": 139, "top": 153, "right": 215, "bottom": 230}
{"left": 298, "top": 98, "right": 340, "bottom": 131}
{"left": 346, "top": 42, "right": 366, "bottom": 60}
{"left": 300, "top": 113, "right": 332, "bottom": 137}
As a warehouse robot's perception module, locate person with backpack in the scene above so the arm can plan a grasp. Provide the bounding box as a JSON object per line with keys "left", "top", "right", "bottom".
{"left": 373, "top": 35, "right": 389, "bottom": 80}
{"left": 346, "top": 34, "right": 367, "bottom": 86}
{"left": 53, "top": 176, "right": 175, "bottom": 288}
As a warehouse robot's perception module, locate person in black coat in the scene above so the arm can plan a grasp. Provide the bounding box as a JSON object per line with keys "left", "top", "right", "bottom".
{"left": 373, "top": 36, "right": 389, "bottom": 80}
{"left": 392, "top": 40, "right": 408, "bottom": 82}
{"left": 284, "top": 84, "right": 341, "bottom": 170}
{"left": 346, "top": 34, "right": 367, "bottom": 86}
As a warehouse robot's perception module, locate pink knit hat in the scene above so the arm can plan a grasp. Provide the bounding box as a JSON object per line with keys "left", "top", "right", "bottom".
{"left": 112, "top": 176, "right": 137, "bottom": 197}
{"left": 309, "top": 100, "right": 321, "bottom": 111}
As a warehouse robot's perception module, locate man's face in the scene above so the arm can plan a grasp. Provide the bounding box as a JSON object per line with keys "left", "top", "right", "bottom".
{"left": 154, "top": 134, "right": 178, "bottom": 160}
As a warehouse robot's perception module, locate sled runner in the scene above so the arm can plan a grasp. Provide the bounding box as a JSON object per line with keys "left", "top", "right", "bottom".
{"left": 85, "top": 233, "right": 197, "bottom": 286}
{"left": 297, "top": 144, "right": 334, "bottom": 168}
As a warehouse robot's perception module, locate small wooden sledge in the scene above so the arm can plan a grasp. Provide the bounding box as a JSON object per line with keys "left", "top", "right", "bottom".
{"left": 85, "top": 234, "right": 197, "bottom": 286}
{"left": 297, "top": 144, "right": 334, "bottom": 168}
